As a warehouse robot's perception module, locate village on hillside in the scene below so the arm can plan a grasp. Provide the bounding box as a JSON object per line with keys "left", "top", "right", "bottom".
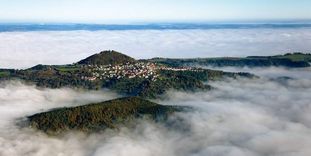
{"left": 80, "top": 62, "right": 202, "bottom": 81}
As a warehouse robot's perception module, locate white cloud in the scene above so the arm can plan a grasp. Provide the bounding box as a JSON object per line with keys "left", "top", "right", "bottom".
{"left": 1, "top": 28, "right": 311, "bottom": 69}
{"left": 157, "top": 77, "right": 311, "bottom": 156}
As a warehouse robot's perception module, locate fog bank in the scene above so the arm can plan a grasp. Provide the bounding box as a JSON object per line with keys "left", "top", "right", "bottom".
{"left": 1, "top": 28, "right": 311, "bottom": 68}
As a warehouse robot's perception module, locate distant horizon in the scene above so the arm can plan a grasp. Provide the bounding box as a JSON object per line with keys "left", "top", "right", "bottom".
{"left": 1, "top": 19, "right": 311, "bottom": 25}
{"left": 1, "top": 21, "right": 311, "bottom": 33}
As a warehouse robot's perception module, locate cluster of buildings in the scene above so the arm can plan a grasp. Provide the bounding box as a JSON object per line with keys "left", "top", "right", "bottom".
{"left": 80, "top": 62, "right": 201, "bottom": 81}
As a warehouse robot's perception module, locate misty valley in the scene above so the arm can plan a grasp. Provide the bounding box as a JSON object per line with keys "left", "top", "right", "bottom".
{"left": 1, "top": 0, "right": 311, "bottom": 155}
{"left": 1, "top": 50, "right": 311, "bottom": 155}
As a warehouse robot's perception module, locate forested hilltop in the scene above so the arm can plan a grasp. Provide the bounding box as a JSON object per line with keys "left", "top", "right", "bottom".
{"left": 0, "top": 50, "right": 254, "bottom": 98}
{"left": 148, "top": 53, "right": 311, "bottom": 68}
{"left": 28, "top": 97, "right": 188, "bottom": 134}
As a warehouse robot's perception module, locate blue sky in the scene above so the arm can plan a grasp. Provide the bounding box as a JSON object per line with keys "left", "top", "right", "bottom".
{"left": 0, "top": 0, "right": 310, "bottom": 23}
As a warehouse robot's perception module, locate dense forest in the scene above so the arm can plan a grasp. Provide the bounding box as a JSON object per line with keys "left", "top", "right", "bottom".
{"left": 78, "top": 50, "right": 136, "bottom": 65}
{"left": 28, "top": 97, "right": 188, "bottom": 134}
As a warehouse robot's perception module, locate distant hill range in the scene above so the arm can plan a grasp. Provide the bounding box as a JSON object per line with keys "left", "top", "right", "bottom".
{"left": 148, "top": 53, "right": 311, "bottom": 68}
{"left": 28, "top": 97, "right": 188, "bottom": 134}
{"left": 77, "top": 50, "right": 136, "bottom": 65}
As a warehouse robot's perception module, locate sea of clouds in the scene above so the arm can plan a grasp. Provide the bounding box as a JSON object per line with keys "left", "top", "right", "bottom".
{"left": 1, "top": 67, "right": 311, "bottom": 156}
{"left": 1, "top": 28, "right": 311, "bottom": 69}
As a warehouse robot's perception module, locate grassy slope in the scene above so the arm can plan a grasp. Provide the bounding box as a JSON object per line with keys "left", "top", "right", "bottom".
{"left": 0, "top": 71, "right": 9, "bottom": 77}
{"left": 54, "top": 65, "right": 80, "bottom": 72}
{"left": 274, "top": 53, "right": 311, "bottom": 62}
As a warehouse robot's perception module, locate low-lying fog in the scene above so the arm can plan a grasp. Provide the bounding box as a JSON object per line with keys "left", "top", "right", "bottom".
{"left": 1, "top": 67, "right": 311, "bottom": 156}
{"left": 1, "top": 28, "right": 311, "bottom": 69}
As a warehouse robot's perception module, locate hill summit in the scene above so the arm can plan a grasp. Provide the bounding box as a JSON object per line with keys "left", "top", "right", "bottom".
{"left": 77, "top": 50, "right": 136, "bottom": 65}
